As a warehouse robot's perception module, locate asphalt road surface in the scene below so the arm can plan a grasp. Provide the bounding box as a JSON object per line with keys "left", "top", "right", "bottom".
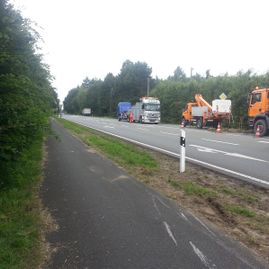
{"left": 42, "top": 120, "right": 268, "bottom": 268}
{"left": 62, "top": 115, "right": 269, "bottom": 189}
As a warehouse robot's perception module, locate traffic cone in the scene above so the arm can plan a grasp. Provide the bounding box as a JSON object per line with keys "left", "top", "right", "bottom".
{"left": 216, "top": 122, "right": 221, "bottom": 133}
{"left": 255, "top": 125, "right": 261, "bottom": 137}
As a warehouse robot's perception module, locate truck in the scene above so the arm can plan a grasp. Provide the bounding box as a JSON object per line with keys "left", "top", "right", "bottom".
{"left": 129, "top": 97, "right": 161, "bottom": 124}
{"left": 82, "top": 108, "right": 91, "bottom": 116}
{"left": 117, "top": 102, "right": 132, "bottom": 121}
{"left": 247, "top": 86, "right": 269, "bottom": 136}
{"left": 182, "top": 94, "right": 231, "bottom": 128}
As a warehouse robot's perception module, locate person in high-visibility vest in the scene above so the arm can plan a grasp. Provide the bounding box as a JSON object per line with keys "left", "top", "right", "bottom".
{"left": 129, "top": 111, "right": 133, "bottom": 123}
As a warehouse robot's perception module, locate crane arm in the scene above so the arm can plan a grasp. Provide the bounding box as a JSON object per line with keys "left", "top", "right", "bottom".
{"left": 195, "top": 94, "right": 212, "bottom": 110}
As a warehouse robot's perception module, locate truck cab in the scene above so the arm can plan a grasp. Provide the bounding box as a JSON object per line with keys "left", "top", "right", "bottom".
{"left": 248, "top": 87, "right": 269, "bottom": 136}
{"left": 131, "top": 97, "right": 161, "bottom": 123}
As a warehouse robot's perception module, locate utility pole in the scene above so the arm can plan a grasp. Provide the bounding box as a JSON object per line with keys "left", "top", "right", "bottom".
{"left": 110, "top": 88, "right": 113, "bottom": 115}
{"left": 147, "top": 76, "right": 150, "bottom": 96}
{"left": 190, "top": 67, "right": 194, "bottom": 78}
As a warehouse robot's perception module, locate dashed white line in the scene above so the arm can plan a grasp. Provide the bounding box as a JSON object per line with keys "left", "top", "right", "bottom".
{"left": 258, "top": 140, "right": 269, "bottom": 144}
{"left": 137, "top": 127, "right": 149, "bottom": 131}
{"left": 163, "top": 221, "right": 177, "bottom": 246}
{"left": 202, "top": 138, "right": 239, "bottom": 146}
{"left": 189, "top": 241, "right": 216, "bottom": 269}
{"left": 160, "top": 131, "right": 178, "bottom": 136}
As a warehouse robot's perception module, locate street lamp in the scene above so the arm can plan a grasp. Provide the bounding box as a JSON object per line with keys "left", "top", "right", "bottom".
{"left": 147, "top": 76, "right": 150, "bottom": 96}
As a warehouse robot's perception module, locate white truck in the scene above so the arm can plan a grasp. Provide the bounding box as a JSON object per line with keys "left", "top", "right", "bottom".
{"left": 82, "top": 108, "right": 91, "bottom": 116}
{"left": 130, "top": 97, "right": 161, "bottom": 123}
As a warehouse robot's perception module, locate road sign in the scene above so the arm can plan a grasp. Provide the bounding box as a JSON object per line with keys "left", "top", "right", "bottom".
{"left": 219, "top": 93, "right": 227, "bottom": 100}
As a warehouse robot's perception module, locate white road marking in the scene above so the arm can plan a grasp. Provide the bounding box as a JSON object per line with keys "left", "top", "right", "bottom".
{"left": 177, "top": 212, "right": 189, "bottom": 222}
{"left": 137, "top": 127, "right": 149, "bottom": 131}
{"left": 159, "top": 125, "right": 180, "bottom": 131}
{"left": 189, "top": 213, "right": 216, "bottom": 237}
{"left": 63, "top": 118, "right": 269, "bottom": 188}
{"left": 163, "top": 221, "right": 177, "bottom": 246}
{"left": 258, "top": 140, "right": 269, "bottom": 144}
{"left": 190, "top": 144, "right": 269, "bottom": 163}
{"left": 104, "top": 125, "right": 115, "bottom": 129}
{"left": 111, "top": 175, "right": 130, "bottom": 183}
{"left": 152, "top": 197, "right": 161, "bottom": 216}
{"left": 155, "top": 196, "right": 170, "bottom": 208}
{"left": 202, "top": 138, "right": 239, "bottom": 146}
{"left": 189, "top": 241, "right": 216, "bottom": 269}
{"left": 160, "top": 131, "right": 178, "bottom": 136}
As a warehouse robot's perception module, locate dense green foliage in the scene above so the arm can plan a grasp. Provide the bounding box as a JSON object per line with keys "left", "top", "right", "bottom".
{"left": 64, "top": 60, "right": 155, "bottom": 117}
{"left": 0, "top": 0, "right": 58, "bottom": 188}
{"left": 64, "top": 62, "right": 269, "bottom": 127}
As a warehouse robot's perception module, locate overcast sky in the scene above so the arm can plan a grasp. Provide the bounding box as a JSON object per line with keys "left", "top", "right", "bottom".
{"left": 11, "top": 0, "right": 269, "bottom": 102}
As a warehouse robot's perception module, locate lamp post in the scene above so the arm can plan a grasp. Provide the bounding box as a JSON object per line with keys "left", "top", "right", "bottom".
{"left": 147, "top": 76, "right": 150, "bottom": 96}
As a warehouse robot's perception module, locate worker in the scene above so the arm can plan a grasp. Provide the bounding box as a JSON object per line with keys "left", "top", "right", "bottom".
{"left": 129, "top": 111, "right": 133, "bottom": 123}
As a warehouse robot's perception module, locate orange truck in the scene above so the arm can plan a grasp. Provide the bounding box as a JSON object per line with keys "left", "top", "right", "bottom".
{"left": 248, "top": 87, "right": 269, "bottom": 136}
{"left": 182, "top": 94, "right": 231, "bottom": 128}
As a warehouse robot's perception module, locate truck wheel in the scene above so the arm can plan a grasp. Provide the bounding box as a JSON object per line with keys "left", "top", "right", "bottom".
{"left": 196, "top": 118, "right": 203, "bottom": 129}
{"left": 254, "top": 119, "right": 268, "bottom": 136}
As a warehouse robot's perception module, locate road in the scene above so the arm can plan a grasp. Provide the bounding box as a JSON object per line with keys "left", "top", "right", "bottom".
{"left": 42, "top": 120, "right": 268, "bottom": 268}
{"left": 62, "top": 115, "right": 269, "bottom": 188}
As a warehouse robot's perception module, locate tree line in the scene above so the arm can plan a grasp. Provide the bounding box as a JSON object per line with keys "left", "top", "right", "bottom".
{"left": 64, "top": 62, "right": 269, "bottom": 128}
{"left": 0, "top": 0, "right": 58, "bottom": 188}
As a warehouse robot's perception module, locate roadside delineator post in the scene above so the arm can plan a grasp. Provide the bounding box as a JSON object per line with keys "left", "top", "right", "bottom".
{"left": 180, "top": 129, "right": 186, "bottom": 173}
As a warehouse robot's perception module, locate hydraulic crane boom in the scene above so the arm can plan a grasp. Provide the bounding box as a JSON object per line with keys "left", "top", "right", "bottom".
{"left": 195, "top": 94, "right": 212, "bottom": 111}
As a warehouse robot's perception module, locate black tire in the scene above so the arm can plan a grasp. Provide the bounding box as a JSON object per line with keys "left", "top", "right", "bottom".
{"left": 196, "top": 118, "right": 203, "bottom": 129}
{"left": 254, "top": 119, "right": 268, "bottom": 137}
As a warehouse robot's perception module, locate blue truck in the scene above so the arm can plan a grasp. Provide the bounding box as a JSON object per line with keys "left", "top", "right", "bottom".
{"left": 117, "top": 102, "right": 132, "bottom": 121}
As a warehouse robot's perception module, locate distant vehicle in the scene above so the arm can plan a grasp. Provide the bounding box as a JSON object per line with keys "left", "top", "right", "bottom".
{"left": 82, "top": 108, "right": 91, "bottom": 116}
{"left": 129, "top": 97, "right": 161, "bottom": 124}
{"left": 117, "top": 102, "right": 132, "bottom": 121}
{"left": 182, "top": 94, "right": 231, "bottom": 128}
{"left": 248, "top": 87, "right": 269, "bottom": 136}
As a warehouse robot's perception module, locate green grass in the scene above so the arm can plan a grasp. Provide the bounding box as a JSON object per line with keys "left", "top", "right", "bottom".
{"left": 58, "top": 118, "right": 158, "bottom": 170}
{"left": 224, "top": 204, "right": 256, "bottom": 218}
{"left": 168, "top": 179, "right": 217, "bottom": 198}
{"left": 0, "top": 138, "right": 43, "bottom": 269}
{"left": 219, "top": 187, "right": 259, "bottom": 204}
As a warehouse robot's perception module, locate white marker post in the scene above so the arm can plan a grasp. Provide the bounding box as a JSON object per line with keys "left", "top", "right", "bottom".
{"left": 180, "top": 129, "right": 186, "bottom": 173}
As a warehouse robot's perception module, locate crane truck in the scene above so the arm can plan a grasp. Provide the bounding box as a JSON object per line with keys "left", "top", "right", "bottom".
{"left": 129, "top": 97, "right": 161, "bottom": 123}
{"left": 248, "top": 87, "right": 269, "bottom": 136}
{"left": 182, "top": 94, "right": 231, "bottom": 128}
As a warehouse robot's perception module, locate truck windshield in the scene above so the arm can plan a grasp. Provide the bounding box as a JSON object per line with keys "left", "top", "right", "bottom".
{"left": 144, "top": 104, "right": 160, "bottom": 111}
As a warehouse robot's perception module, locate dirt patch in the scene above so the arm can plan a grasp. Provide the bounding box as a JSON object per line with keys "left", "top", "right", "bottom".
{"left": 127, "top": 149, "right": 269, "bottom": 264}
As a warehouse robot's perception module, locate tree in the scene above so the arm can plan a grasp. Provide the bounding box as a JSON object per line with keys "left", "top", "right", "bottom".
{"left": 170, "top": 66, "right": 186, "bottom": 81}
{"left": 0, "top": 0, "right": 58, "bottom": 188}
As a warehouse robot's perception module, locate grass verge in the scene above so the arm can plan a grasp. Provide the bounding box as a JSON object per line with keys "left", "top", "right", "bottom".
{"left": 0, "top": 138, "right": 44, "bottom": 269}
{"left": 58, "top": 118, "right": 269, "bottom": 264}
{"left": 59, "top": 118, "right": 158, "bottom": 171}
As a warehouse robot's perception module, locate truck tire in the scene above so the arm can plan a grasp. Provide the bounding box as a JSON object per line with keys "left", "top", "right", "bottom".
{"left": 196, "top": 118, "right": 203, "bottom": 129}
{"left": 254, "top": 119, "right": 268, "bottom": 136}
